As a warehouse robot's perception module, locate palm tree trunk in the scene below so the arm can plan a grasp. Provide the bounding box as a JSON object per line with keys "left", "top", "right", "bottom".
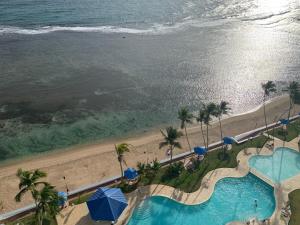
{"left": 170, "top": 146, "right": 173, "bottom": 163}
{"left": 36, "top": 209, "right": 43, "bottom": 225}
{"left": 263, "top": 95, "right": 269, "bottom": 138}
{"left": 200, "top": 122, "right": 207, "bottom": 147}
{"left": 288, "top": 97, "right": 292, "bottom": 120}
{"left": 184, "top": 126, "right": 192, "bottom": 151}
{"left": 206, "top": 124, "right": 209, "bottom": 150}
{"left": 218, "top": 117, "right": 226, "bottom": 157}
{"left": 119, "top": 159, "right": 124, "bottom": 179}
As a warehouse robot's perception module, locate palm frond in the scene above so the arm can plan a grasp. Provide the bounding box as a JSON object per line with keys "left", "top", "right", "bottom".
{"left": 178, "top": 107, "right": 193, "bottom": 128}
{"left": 262, "top": 81, "right": 276, "bottom": 96}
{"left": 15, "top": 188, "right": 27, "bottom": 202}
{"left": 159, "top": 141, "right": 168, "bottom": 149}
{"left": 115, "top": 143, "right": 131, "bottom": 155}
{"left": 173, "top": 142, "right": 182, "bottom": 149}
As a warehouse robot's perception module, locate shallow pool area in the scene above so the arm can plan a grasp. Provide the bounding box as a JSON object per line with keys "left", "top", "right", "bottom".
{"left": 249, "top": 147, "right": 300, "bottom": 183}
{"left": 127, "top": 174, "right": 275, "bottom": 225}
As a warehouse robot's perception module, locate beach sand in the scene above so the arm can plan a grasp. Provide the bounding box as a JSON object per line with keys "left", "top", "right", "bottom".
{"left": 0, "top": 95, "right": 299, "bottom": 213}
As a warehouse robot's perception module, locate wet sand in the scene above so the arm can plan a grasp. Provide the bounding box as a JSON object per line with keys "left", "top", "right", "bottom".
{"left": 0, "top": 94, "right": 299, "bottom": 213}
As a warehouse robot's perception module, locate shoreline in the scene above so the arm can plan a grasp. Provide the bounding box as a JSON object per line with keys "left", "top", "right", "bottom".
{"left": 0, "top": 94, "right": 284, "bottom": 168}
{"left": 0, "top": 94, "right": 299, "bottom": 213}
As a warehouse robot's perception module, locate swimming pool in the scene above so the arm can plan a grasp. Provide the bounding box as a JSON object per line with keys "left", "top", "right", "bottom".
{"left": 127, "top": 174, "right": 275, "bottom": 225}
{"left": 249, "top": 147, "right": 300, "bottom": 183}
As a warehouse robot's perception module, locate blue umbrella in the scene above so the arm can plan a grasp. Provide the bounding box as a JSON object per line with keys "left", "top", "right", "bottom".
{"left": 279, "top": 119, "right": 289, "bottom": 125}
{"left": 223, "top": 136, "right": 235, "bottom": 145}
{"left": 87, "top": 187, "right": 128, "bottom": 221}
{"left": 58, "top": 192, "right": 68, "bottom": 206}
{"left": 194, "top": 146, "right": 207, "bottom": 155}
{"left": 124, "top": 168, "right": 138, "bottom": 180}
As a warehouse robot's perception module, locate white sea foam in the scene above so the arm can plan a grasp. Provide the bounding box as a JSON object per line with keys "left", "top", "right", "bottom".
{"left": 0, "top": 8, "right": 298, "bottom": 35}
{"left": 0, "top": 18, "right": 239, "bottom": 36}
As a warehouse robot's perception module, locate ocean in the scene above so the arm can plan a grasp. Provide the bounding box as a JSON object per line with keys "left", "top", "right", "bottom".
{"left": 0, "top": 0, "right": 300, "bottom": 161}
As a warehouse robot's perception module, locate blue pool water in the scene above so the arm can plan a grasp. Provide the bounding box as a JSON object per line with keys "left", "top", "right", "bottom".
{"left": 127, "top": 174, "right": 275, "bottom": 225}
{"left": 249, "top": 147, "right": 300, "bottom": 183}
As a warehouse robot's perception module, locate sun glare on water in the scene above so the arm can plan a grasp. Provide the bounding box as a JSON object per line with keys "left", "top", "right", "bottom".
{"left": 256, "top": 0, "right": 297, "bottom": 13}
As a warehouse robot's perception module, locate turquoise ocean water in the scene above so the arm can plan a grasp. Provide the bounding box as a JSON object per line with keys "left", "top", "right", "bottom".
{"left": 0, "top": 0, "right": 300, "bottom": 161}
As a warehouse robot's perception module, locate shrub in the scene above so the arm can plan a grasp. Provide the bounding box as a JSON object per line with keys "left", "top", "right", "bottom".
{"left": 119, "top": 181, "right": 138, "bottom": 193}
{"left": 162, "top": 162, "right": 184, "bottom": 180}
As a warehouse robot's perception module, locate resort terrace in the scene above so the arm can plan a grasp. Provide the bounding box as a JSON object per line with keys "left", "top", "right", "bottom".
{"left": 2, "top": 114, "right": 300, "bottom": 225}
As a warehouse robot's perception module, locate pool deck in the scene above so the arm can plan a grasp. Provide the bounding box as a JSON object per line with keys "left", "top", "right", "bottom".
{"left": 57, "top": 136, "right": 300, "bottom": 225}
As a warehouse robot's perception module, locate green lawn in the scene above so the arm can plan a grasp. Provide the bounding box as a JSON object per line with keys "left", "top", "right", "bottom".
{"left": 289, "top": 189, "right": 300, "bottom": 225}
{"left": 71, "top": 135, "right": 268, "bottom": 202}
{"left": 149, "top": 135, "right": 268, "bottom": 192}
{"left": 268, "top": 119, "right": 300, "bottom": 142}
{"left": 70, "top": 192, "right": 93, "bottom": 205}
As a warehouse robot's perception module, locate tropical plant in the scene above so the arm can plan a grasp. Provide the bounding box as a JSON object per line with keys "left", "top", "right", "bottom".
{"left": 178, "top": 107, "right": 193, "bottom": 151}
{"left": 163, "top": 162, "right": 184, "bottom": 180}
{"left": 34, "top": 184, "right": 61, "bottom": 225}
{"left": 286, "top": 81, "right": 300, "bottom": 120}
{"left": 204, "top": 103, "right": 217, "bottom": 149}
{"left": 137, "top": 162, "right": 146, "bottom": 176}
{"left": 159, "top": 126, "right": 183, "bottom": 163}
{"left": 213, "top": 101, "right": 231, "bottom": 158}
{"left": 15, "top": 169, "right": 48, "bottom": 206}
{"left": 115, "top": 143, "right": 131, "bottom": 179}
{"left": 261, "top": 81, "right": 276, "bottom": 135}
{"left": 196, "top": 106, "right": 207, "bottom": 148}
{"left": 151, "top": 158, "right": 161, "bottom": 171}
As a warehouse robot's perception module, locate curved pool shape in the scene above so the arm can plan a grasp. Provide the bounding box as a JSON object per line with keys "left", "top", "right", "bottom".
{"left": 249, "top": 147, "right": 300, "bottom": 183}
{"left": 127, "top": 174, "right": 275, "bottom": 225}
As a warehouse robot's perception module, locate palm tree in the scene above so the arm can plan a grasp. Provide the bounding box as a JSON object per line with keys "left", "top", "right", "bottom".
{"left": 286, "top": 81, "right": 299, "bottom": 120}
{"left": 213, "top": 101, "right": 231, "bottom": 157}
{"left": 34, "top": 184, "right": 61, "bottom": 225}
{"left": 159, "top": 126, "right": 183, "bottom": 163}
{"left": 196, "top": 106, "right": 207, "bottom": 148}
{"left": 15, "top": 169, "right": 48, "bottom": 206}
{"left": 261, "top": 81, "right": 276, "bottom": 135}
{"left": 178, "top": 107, "right": 193, "bottom": 151}
{"left": 115, "top": 143, "right": 131, "bottom": 179}
{"left": 204, "top": 103, "right": 217, "bottom": 150}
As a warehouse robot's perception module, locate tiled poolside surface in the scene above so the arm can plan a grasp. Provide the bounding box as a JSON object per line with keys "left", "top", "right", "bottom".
{"left": 57, "top": 136, "right": 300, "bottom": 225}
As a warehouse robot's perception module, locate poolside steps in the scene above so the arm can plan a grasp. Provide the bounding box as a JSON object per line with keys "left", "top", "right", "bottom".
{"left": 130, "top": 200, "right": 152, "bottom": 221}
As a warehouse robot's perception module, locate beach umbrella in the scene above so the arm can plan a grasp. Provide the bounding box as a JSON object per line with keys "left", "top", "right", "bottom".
{"left": 279, "top": 119, "right": 289, "bottom": 125}
{"left": 58, "top": 191, "right": 68, "bottom": 206}
{"left": 194, "top": 146, "right": 207, "bottom": 155}
{"left": 124, "top": 167, "right": 138, "bottom": 180}
{"left": 223, "top": 136, "right": 235, "bottom": 145}
{"left": 87, "top": 187, "right": 127, "bottom": 222}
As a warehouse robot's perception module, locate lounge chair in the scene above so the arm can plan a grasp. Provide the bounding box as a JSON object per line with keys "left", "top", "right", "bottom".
{"left": 265, "top": 143, "right": 274, "bottom": 151}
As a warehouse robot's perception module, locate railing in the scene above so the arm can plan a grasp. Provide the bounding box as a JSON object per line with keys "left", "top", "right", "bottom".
{"left": 1, "top": 114, "right": 299, "bottom": 223}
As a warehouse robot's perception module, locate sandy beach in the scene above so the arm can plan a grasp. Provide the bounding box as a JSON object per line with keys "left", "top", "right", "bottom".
{"left": 0, "top": 94, "right": 299, "bottom": 213}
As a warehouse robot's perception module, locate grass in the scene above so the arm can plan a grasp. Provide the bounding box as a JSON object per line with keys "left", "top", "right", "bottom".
{"left": 70, "top": 135, "right": 268, "bottom": 203}
{"left": 288, "top": 189, "right": 300, "bottom": 225}
{"left": 268, "top": 119, "right": 300, "bottom": 142}
{"left": 149, "top": 135, "right": 268, "bottom": 192}
{"left": 69, "top": 192, "right": 93, "bottom": 205}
